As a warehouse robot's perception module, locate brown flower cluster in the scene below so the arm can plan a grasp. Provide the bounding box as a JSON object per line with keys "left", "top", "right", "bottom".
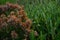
{"left": 0, "top": 3, "right": 32, "bottom": 40}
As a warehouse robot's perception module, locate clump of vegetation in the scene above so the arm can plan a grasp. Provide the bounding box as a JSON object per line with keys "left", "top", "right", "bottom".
{"left": 0, "top": 3, "right": 38, "bottom": 40}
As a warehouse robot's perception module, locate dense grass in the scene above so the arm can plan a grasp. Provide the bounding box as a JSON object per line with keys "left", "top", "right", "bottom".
{"left": 0, "top": 0, "right": 60, "bottom": 40}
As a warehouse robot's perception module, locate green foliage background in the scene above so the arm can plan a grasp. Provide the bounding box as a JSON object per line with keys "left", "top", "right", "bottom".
{"left": 0, "top": 0, "right": 60, "bottom": 40}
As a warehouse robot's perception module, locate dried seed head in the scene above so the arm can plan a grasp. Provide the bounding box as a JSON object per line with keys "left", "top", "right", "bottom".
{"left": 10, "top": 11, "right": 15, "bottom": 15}
{"left": 14, "top": 18, "right": 19, "bottom": 23}
{"left": 17, "top": 6, "right": 21, "bottom": 10}
{"left": 18, "top": 10, "right": 24, "bottom": 15}
{"left": 6, "top": 2, "right": 13, "bottom": 7}
{"left": 26, "top": 28, "right": 31, "bottom": 33}
{"left": 7, "top": 15, "right": 10, "bottom": 18}
{"left": 11, "top": 30, "right": 18, "bottom": 39}
{"left": 0, "top": 14, "right": 6, "bottom": 18}
{"left": 1, "top": 22, "right": 8, "bottom": 27}
{"left": 25, "top": 19, "right": 32, "bottom": 28}
{"left": 11, "top": 15, "right": 17, "bottom": 20}
{"left": 14, "top": 4, "right": 20, "bottom": 8}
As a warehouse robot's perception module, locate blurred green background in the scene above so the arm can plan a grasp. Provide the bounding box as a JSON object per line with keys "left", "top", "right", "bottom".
{"left": 0, "top": 0, "right": 60, "bottom": 40}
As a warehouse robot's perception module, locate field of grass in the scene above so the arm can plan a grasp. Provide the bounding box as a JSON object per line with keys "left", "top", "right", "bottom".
{"left": 0, "top": 0, "right": 60, "bottom": 40}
